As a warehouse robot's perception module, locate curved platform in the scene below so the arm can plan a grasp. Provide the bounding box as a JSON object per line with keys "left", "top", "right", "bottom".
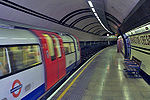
{"left": 49, "top": 46, "right": 150, "bottom": 100}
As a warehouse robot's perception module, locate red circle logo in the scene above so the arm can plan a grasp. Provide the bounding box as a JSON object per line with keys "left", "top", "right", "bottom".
{"left": 10, "top": 79, "right": 22, "bottom": 98}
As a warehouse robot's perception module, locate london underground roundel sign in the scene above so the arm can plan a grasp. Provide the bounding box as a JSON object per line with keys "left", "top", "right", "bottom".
{"left": 10, "top": 79, "right": 23, "bottom": 98}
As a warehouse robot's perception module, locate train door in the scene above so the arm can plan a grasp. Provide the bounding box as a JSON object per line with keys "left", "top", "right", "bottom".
{"left": 31, "top": 29, "right": 66, "bottom": 90}
{"left": 69, "top": 35, "right": 81, "bottom": 65}
{"left": 51, "top": 34, "right": 66, "bottom": 80}
{"left": 42, "top": 34, "right": 59, "bottom": 90}
{"left": 74, "top": 37, "right": 80, "bottom": 65}
{"left": 76, "top": 39, "right": 80, "bottom": 65}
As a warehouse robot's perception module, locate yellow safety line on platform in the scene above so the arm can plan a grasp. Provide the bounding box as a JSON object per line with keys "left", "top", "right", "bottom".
{"left": 57, "top": 49, "right": 104, "bottom": 100}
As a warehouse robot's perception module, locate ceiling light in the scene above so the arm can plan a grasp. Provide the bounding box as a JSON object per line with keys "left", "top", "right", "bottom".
{"left": 97, "top": 18, "right": 100, "bottom": 21}
{"left": 88, "top": 1, "right": 94, "bottom": 7}
{"left": 91, "top": 8, "right": 96, "bottom": 13}
{"left": 96, "top": 16, "right": 99, "bottom": 19}
{"left": 94, "top": 13, "right": 98, "bottom": 17}
{"left": 98, "top": 18, "right": 112, "bottom": 33}
{"left": 88, "top": 1, "right": 112, "bottom": 34}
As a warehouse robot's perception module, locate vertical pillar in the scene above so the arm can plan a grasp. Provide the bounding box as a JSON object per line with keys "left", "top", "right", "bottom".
{"left": 118, "top": 28, "right": 131, "bottom": 58}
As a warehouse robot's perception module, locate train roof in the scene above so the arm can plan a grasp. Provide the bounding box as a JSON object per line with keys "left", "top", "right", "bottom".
{"left": 0, "top": 27, "right": 39, "bottom": 45}
{"left": 59, "top": 34, "right": 74, "bottom": 43}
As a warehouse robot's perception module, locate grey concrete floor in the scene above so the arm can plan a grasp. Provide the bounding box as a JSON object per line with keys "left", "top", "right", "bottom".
{"left": 52, "top": 46, "right": 150, "bottom": 100}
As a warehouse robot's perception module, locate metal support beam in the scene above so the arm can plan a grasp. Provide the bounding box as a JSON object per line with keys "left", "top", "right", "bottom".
{"left": 59, "top": 8, "right": 91, "bottom": 24}
{"left": 106, "top": 18, "right": 119, "bottom": 27}
{"left": 59, "top": 9, "right": 92, "bottom": 24}
{"left": 95, "top": 30, "right": 105, "bottom": 34}
{"left": 105, "top": 12, "right": 121, "bottom": 25}
{"left": 87, "top": 25, "right": 101, "bottom": 32}
{"left": 69, "top": 15, "right": 95, "bottom": 27}
{"left": 82, "top": 22, "right": 99, "bottom": 30}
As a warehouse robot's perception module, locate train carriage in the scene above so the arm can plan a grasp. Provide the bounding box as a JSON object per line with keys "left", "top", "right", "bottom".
{"left": 59, "top": 34, "right": 77, "bottom": 72}
{"left": 0, "top": 26, "right": 81, "bottom": 100}
{"left": 0, "top": 28, "right": 45, "bottom": 100}
{"left": 68, "top": 34, "right": 81, "bottom": 66}
{"left": 30, "top": 29, "right": 66, "bottom": 90}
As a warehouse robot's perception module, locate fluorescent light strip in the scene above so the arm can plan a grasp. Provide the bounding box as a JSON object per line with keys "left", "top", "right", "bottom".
{"left": 91, "top": 8, "right": 96, "bottom": 13}
{"left": 94, "top": 13, "right": 98, "bottom": 17}
{"left": 99, "top": 19, "right": 111, "bottom": 33}
{"left": 88, "top": 1, "right": 112, "bottom": 33}
{"left": 95, "top": 15, "right": 111, "bottom": 33}
{"left": 96, "top": 16, "right": 99, "bottom": 19}
{"left": 88, "top": 1, "right": 94, "bottom": 7}
{"left": 96, "top": 15, "right": 112, "bottom": 33}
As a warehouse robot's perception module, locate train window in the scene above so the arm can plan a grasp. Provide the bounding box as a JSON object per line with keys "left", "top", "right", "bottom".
{"left": 70, "top": 43, "right": 75, "bottom": 52}
{"left": 52, "top": 35, "right": 62, "bottom": 58}
{"left": 43, "top": 34, "right": 56, "bottom": 61}
{"left": 7, "top": 45, "right": 42, "bottom": 72}
{"left": 0, "top": 48, "right": 9, "bottom": 77}
{"left": 87, "top": 42, "right": 90, "bottom": 46}
{"left": 80, "top": 42, "right": 84, "bottom": 48}
{"left": 63, "top": 43, "right": 71, "bottom": 55}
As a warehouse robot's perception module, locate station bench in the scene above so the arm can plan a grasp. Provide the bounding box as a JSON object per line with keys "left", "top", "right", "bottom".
{"left": 124, "top": 56, "right": 142, "bottom": 78}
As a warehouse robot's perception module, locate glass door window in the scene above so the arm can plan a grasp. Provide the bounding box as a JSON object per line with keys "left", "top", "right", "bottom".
{"left": 43, "top": 34, "right": 56, "bottom": 61}
{"left": 52, "top": 35, "right": 62, "bottom": 58}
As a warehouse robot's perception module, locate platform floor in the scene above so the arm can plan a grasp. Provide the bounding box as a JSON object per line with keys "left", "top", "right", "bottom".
{"left": 51, "top": 46, "right": 150, "bottom": 100}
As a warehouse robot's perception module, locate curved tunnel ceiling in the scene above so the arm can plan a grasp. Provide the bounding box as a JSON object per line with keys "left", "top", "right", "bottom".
{"left": 0, "top": 0, "right": 140, "bottom": 36}
{"left": 104, "top": 0, "right": 140, "bottom": 23}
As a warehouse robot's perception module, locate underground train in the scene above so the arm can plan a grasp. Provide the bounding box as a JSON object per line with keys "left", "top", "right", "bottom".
{"left": 0, "top": 26, "right": 81, "bottom": 100}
